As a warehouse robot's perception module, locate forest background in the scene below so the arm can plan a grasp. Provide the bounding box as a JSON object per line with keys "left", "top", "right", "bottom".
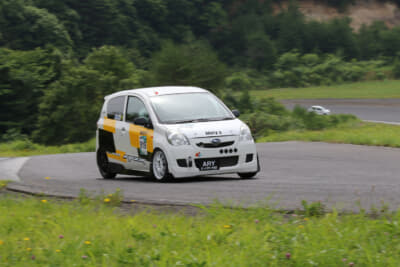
{"left": 2, "top": 0, "right": 400, "bottom": 145}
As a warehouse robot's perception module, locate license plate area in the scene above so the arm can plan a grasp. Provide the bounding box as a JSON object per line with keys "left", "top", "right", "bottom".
{"left": 195, "top": 158, "right": 220, "bottom": 171}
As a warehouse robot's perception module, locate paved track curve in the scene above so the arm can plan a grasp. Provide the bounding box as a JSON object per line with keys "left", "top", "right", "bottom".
{"left": 9, "top": 142, "right": 400, "bottom": 211}
{"left": 281, "top": 99, "right": 400, "bottom": 123}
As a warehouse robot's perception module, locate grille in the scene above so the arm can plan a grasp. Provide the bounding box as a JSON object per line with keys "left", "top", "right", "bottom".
{"left": 196, "top": 141, "right": 234, "bottom": 148}
{"left": 194, "top": 156, "right": 238, "bottom": 169}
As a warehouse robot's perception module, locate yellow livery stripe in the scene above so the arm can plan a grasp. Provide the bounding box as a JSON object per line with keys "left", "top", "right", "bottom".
{"left": 129, "top": 124, "right": 154, "bottom": 153}
{"left": 103, "top": 118, "right": 116, "bottom": 133}
{"left": 147, "top": 132, "right": 154, "bottom": 153}
{"left": 106, "top": 150, "right": 127, "bottom": 163}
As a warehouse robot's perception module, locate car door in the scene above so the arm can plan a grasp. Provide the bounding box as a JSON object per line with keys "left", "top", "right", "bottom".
{"left": 123, "top": 95, "right": 154, "bottom": 172}
{"left": 103, "top": 95, "right": 129, "bottom": 167}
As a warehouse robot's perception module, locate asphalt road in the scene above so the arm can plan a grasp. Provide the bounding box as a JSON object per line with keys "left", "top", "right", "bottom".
{"left": 8, "top": 142, "right": 400, "bottom": 211}
{"left": 281, "top": 99, "right": 400, "bottom": 123}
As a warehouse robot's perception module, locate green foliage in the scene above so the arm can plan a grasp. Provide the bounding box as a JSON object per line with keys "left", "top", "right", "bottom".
{"left": 245, "top": 33, "right": 277, "bottom": 70}
{"left": 393, "top": 58, "right": 400, "bottom": 79}
{"left": 2, "top": 0, "right": 400, "bottom": 145}
{"left": 225, "top": 72, "right": 252, "bottom": 91}
{"left": 0, "top": 138, "right": 95, "bottom": 157}
{"left": 33, "top": 46, "right": 144, "bottom": 144}
{"left": 260, "top": 122, "right": 400, "bottom": 149}
{"left": 270, "top": 52, "right": 367, "bottom": 88}
{"left": 0, "top": 47, "right": 62, "bottom": 134}
{"left": 225, "top": 92, "right": 358, "bottom": 138}
{"left": 2, "top": 195, "right": 400, "bottom": 266}
{"left": 251, "top": 80, "right": 400, "bottom": 100}
{"left": 0, "top": 0, "right": 72, "bottom": 52}
{"left": 301, "top": 200, "right": 326, "bottom": 217}
{"left": 151, "top": 41, "right": 226, "bottom": 93}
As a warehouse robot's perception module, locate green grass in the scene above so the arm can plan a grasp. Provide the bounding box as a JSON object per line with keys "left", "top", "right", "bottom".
{"left": 0, "top": 138, "right": 95, "bottom": 157}
{"left": 251, "top": 80, "right": 400, "bottom": 99}
{"left": 0, "top": 192, "right": 399, "bottom": 266}
{"left": 259, "top": 122, "right": 400, "bottom": 147}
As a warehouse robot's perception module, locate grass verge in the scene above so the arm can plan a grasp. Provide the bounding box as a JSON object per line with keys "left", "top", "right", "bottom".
{"left": 251, "top": 80, "right": 400, "bottom": 99}
{"left": 0, "top": 193, "right": 398, "bottom": 266}
{"left": 259, "top": 122, "right": 400, "bottom": 147}
{"left": 0, "top": 138, "right": 95, "bottom": 157}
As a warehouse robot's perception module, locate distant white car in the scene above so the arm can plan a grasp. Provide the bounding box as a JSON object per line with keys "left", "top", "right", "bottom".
{"left": 308, "top": 105, "right": 330, "bottom": 115}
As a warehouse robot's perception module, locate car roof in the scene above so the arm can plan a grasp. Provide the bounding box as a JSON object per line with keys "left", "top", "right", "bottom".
{"left": 311, "top": 105, "right": 324, "bottom": 109}
{"left": 105, "top": 86, "right": 208, "bottom": 100}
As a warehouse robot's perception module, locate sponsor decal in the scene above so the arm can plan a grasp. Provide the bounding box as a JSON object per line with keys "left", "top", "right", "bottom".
{"left": 205, "top": 131, "right": 222, "bottom": 135}
{"left": 195, "top": 152, "right": 201, "bottom": 157}
{"left": 139, "top": 135, "right": 148, "bottom": 156}
{"left": 202, "top": 160, "right": 216, "bottom": 168}
{"left": 129, "top": 124, "right": 154, "bottom": 153}
{"left": 114, "top": 113, "right": 122, "bottom": 121}
{"left": 123, "top": 154, "right": 146, "bottom": 164}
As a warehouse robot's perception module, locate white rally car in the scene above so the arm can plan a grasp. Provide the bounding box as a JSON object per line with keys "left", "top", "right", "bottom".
{"left": 96, "top": 86, "right": 259, "bottom": 182}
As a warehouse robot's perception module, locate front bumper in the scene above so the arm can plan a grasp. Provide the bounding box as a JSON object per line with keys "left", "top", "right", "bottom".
{"left": 164, "top": 136, "right": 258, "bottom": 178}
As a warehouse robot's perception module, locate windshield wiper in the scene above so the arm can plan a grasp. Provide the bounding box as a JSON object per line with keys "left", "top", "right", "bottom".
{"left": 174, "top": 118, "right": 211, "bottom": 124}
{"left": 205, "top": 117, "right": 234, "bottom": 121}
{"left": 168, "top": 117, "right": 234, "bottom": 124}
{"left": 173, "top": 119, "right": 198, "bottom": 124}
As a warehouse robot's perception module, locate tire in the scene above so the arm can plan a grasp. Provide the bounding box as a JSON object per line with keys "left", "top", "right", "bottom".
{"left": 150, "top": 149, "right": 173, "bottom": 182}
{"left": 97, "top": 148, "right": 117, "bottom": 179}
{"left": 238, "top": 155, "right": 260, "bottom": 179}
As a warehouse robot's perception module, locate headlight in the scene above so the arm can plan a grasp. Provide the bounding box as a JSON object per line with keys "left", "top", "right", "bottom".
{"left": 239, "top": 124, "right": 253, "bottom": 142}
{"left": 167, "top": 131, "right": 190, "bottom": 146}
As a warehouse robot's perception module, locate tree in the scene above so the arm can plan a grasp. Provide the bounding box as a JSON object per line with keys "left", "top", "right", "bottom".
{"left": 246, "top": 33, "right": 277, "bottom": 70}
{"left": 33, "top": 46, "right": 144, "bottom": 144}
{"left": 151, "top": 41, "right": 226, "bottom": 93}
{"left": 33, "top": 64, "right": 104, "bottom": 144}
{"left": 276, "top": 2, "right": 306, "bottom": 53}
{"left": 380, "top": 27, "right": 400, "bottom": 58}
{"left": 0, "top": 0, "right": 72, "bottom": 52}
{"left": 357, "top": 21, "right": 387, "bottom": 60}
{"left": 0, "top": 48, "right": 61, "bottom": 134}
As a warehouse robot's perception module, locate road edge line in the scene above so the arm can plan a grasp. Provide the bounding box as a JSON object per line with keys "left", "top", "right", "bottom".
{"left": 0, "top": 157, "right": 30, "bottom": 182}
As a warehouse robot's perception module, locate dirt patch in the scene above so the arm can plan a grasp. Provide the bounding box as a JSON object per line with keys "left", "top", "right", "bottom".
{"left": 274, "top": 0, "right": 400, "bottom": 30}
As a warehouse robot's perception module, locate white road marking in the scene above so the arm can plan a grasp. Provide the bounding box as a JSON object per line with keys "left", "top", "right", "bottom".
{"left": 364, "top": 120, "right": 400, "bottom": 125}
{"left": 0, "top": 157, "right": 30, "bottom": 181}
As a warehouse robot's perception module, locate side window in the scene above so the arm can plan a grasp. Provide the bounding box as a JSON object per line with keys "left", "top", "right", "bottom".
{"left": 126, "top": 96, "right": 149, "bottom": 124}
{"left": 107, "top": 96, "right": 125, "bottom": 120}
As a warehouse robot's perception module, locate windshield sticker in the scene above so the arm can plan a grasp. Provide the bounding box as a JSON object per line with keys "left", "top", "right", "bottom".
{"left": 114, "top": 113, "right": 122, "bottom": 121}
{"left": 139, "top": 136, "right": 148, "bottom": 156}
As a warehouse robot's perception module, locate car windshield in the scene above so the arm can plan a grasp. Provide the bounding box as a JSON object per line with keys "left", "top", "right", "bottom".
{"left": 150, "top": 92, "right": 234, "bottom": 124}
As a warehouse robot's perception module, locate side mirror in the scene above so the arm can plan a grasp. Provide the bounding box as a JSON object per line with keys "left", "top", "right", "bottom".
{"left": 134, "top": 117, "right": 152, "bottom": 128}
{"left": 232, "top": 109, "right": 240, "bottom": 118}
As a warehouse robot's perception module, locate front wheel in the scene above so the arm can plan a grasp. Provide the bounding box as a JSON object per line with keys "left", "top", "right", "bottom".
{"left": 150, "top": 150, "right": 173, "bottom": 182}
{"left": 97, "top": 148, "right": 116, "bottom": 179}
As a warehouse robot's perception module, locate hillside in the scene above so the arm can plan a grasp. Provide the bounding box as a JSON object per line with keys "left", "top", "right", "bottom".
{"left": 275, "top": 0, "right": 400, "bottom": 30}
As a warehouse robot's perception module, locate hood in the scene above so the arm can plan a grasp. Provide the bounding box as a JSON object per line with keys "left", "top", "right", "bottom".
{"left": 163, "top": 119, "right": 243, "bottom": 139}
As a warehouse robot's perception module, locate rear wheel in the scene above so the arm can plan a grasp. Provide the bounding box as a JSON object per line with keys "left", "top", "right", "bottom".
{"left": 97, "top": 148, "right": 116, "bottom": 179}
{"left": 150, "top": 149, "right": 173, "bottom": 182}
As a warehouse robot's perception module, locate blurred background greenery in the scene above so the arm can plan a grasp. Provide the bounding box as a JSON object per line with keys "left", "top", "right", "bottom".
{"left": 2, "top": 0, "right": 400, "bottom": 145}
